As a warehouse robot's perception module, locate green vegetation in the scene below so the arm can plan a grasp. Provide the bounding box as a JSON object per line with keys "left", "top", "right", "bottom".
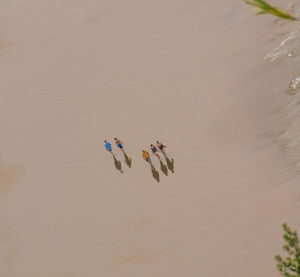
{"left": 275, "top": 223, "right": 300, "bottom": 277}
{"left": 243, "top": 0, "right": 296, "bottom": 20}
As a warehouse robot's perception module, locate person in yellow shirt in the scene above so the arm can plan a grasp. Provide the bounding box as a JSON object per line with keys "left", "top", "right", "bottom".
{"left": 143, "top": 150, "right": 159, "bottom": 181}
{"left": 142, "top": 150, "right": 151, "bottom": 164}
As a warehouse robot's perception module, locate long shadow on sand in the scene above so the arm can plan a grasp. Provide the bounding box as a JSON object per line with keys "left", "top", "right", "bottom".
{"left": 123, "top": 153, "right": 132, "bottom": 168}
{"left": 112, "top": 153, "right": 123, "bottom": 173}
{"left": 153, "top": 153, "right": 168, "bottom": 176}
{"left": 151, "top": 165, "right": 160, "bottom": 182}
{"left": 159, "top": 160, "right": 168, "bottom": 176}
{"left": 165, "top": 156, "right": 174, "bottom": 173}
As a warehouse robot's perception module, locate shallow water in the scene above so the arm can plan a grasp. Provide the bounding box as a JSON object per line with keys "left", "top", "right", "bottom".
{"left": 1, "top": 1, "right": 300, "bottom": 276}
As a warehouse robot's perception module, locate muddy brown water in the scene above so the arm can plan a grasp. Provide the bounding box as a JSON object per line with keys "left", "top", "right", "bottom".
{"left": 1, "top": 0, "right": 300, "bottom": 276}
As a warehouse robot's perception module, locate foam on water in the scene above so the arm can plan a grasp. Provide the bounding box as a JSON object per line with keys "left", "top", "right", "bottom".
{"left": 288, "top": 76, "right": 300, "bottom": 94}
{"left": 265, "top": 0, "right": 300, "bottom": 62}
{"left": 265, "top": 18, "right": 300, "bottom": 162}
{"left": 263, "top": 1, "right": 300, "bottom": 163}
{"left": 265, "top": 25, "right": 300, "bottom": 62}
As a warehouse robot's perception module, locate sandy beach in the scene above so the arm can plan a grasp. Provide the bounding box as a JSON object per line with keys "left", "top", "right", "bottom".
{"left": 1, "top": 0, "right": 300, "bottom": 276}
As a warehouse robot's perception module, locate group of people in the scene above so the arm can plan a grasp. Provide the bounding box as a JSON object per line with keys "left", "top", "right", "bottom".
{"left": 104, "top": 138, "right": 125, "bottom": 153}
{"left": 104, "top": 138, "right": 173, "bottom": 181}
{"left": 104, "top": 138, "right": 167, "bottom": 163}
{"left": 142, "top": 141, "right": 166, "bottom": 165}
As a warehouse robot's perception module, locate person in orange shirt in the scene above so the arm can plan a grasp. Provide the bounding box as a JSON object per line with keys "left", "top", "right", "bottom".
{"left": 142, "top": 150, "right": 151, "bottom": 164}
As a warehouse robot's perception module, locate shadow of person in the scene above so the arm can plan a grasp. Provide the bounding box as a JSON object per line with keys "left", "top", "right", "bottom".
{"left": 123, "top": 153, "right": 132, "bottom": 168}
{"left": 165, "top": 156, "right": 174, "bottom": 173}
{"left": 112, "top": 153, "right": 123, "bottom": 173}
{"left": 151, "top": 165, "right": 160, "bottom": 182}
{"left": 159, "top": 160, "right": 168, "bottom": 176}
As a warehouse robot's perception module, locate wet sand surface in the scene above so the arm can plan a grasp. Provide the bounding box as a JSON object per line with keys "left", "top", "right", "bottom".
{"left": 1, "top": 0, "right": 300, "bottom": 276}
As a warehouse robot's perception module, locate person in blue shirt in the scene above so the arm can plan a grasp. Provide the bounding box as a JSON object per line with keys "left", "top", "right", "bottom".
{"left": 104, "top": 140, "right": 112, "bottom": 152}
